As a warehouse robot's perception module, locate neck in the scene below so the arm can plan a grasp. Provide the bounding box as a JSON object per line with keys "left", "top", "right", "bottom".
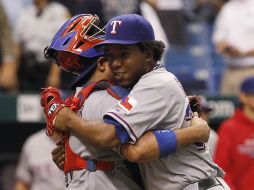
{"left": 87, "top": 70, "right": 106, "bottom": 83}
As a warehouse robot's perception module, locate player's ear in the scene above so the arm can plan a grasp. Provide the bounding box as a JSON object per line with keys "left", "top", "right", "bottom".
{"left": 144, "top": 49, "right": 156, "bottom": 72}
{"left": 144, "top": 49, "right": 153, "bottom": 62}
{"left": 97, "top": 57, "right": 107, "bottom": 72}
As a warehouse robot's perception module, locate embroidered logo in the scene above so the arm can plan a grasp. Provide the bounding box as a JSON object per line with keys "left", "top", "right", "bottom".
{"left": 111, "top": 21, "right": 122, "bottom": 34}
{"left": 118, "top": 93, "right": 137, "bottom": 114}
{"left": 48, "top": 103, "right": 59, "bottom": 116}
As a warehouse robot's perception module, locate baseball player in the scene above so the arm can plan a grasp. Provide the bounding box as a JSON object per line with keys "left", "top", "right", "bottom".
{"left": 42, "top": 14, "right": 216, "bottom": 189}
{"left": 14, "top": 129, "right": 65, "bottom": 190}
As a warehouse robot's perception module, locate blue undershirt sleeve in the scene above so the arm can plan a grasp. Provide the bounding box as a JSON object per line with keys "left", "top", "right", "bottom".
{"left": 104, "top": 116, "right": 130, "bottom": 144}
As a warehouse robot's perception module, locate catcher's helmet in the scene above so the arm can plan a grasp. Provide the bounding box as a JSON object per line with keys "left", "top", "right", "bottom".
{"left": 44, "top": 14, "right": 105, "bottom": 76}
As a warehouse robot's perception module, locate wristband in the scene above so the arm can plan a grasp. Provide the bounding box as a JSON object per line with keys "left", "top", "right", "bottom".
{"left": 153, "top": 130, "right": 177, "bottom": 158}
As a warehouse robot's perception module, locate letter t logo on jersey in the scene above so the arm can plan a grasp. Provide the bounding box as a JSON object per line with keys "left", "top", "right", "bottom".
{"left": 118, "top": 93, "right": 137, "bottom": 114}
{"left": 111, "top": 21, "right": 122, "bottom": 34}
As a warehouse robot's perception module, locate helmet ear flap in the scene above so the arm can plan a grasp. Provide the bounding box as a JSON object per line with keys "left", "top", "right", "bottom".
{"left": 44, "top": 47, "right": 50, "bottom": 59}
{"left": 44, "top": 47, "right": 59, "bottom": 66}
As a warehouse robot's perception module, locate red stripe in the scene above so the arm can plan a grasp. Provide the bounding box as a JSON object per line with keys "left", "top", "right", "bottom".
{"left": 120, "top": 97, "right": 132, "bottom": 110}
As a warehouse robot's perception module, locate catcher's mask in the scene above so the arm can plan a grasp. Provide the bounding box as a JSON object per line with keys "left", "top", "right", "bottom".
{"left": 44, "top": 14, "right": 105, "bottom": 75}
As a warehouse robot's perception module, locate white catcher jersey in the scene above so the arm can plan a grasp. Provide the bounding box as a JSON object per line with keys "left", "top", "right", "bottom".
{"left": 105, "top": 67, "right": 225, "bottom": 190}
{"left": 69, "top": 89, "right": 122, "bottom": 161}
{"left": 15, "top": 129, "right": 65, "bottom": 190}
{"left": 67, "top": 86, "right": 143, "bottom": 190}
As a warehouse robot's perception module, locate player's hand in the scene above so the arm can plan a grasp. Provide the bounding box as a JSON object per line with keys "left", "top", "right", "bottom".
{"left": 190, "top": 112, "right": 210, "bottom": 143}
{"left": 41, "top": 87, "right": 69, "bottom": 136}
{"left": 51, "top": 140, "right": 66, "bottom": 171}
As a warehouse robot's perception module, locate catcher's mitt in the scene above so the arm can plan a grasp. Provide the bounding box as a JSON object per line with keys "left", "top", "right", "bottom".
{"left": 41, "top": 87, "right": 69, "bottom": 136}
{"left": 188, "top": 96, "right": 202, "bottom": 117}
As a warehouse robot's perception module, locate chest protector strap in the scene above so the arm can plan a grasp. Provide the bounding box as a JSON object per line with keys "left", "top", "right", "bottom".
{"left": 63, "top": 80, "right": 129, "bottom": 174}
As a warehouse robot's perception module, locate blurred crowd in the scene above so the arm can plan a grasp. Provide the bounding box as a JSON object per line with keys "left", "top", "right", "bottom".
{"left": 1, "top": 0, "right": 254, "bottom": 96}
{"left": 0, "top": 0, "right": 163, "bottom": 94}
{"left": 3, "top": 0, "right": 253, "bottom": 97}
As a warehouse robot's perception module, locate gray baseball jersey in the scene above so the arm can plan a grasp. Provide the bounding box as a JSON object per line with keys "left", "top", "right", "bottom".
{"left": 67, "top": 86, "right": 143, "bottom": 190}
{"left": 105, "top": 67, "right": 225, "bottom": 190}
{"left": 15, "top": 129, "right": 65, "bottom": 190}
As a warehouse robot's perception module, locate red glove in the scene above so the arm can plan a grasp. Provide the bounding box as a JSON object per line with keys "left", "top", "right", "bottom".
{"left": 41, "top": 87, "right": 69, "bottom": 136}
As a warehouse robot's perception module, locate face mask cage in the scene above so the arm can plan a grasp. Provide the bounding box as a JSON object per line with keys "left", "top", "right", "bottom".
{"left": 80, "top": 14, "right": 106, "bottom": 41}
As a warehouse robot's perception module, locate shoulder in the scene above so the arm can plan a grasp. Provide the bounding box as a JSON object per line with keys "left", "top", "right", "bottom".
{"left": 87, "top": 90, "right": 119, "bottom": 109}
{"left": 138, "top": 68, "right": 185, "bottom": 95}
{"left": 81, "top": 90, "right": 120, "bottom": 119}
{"left": 141, "top": 68, "right": 177, "bottom": 83}
{"left": 89, "top": 90, "right": 119, "bottom": 101}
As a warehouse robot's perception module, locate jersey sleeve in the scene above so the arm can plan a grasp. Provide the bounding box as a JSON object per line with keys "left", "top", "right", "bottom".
{"left": 104, "top": 116, "right": 130, "bottom": 144}
{"left": 105, "top": 70, "right": 189, "bottom": 144}
{"left": 83, "top": 90, "right": 132, "bottom": 144}
{"left": 104, "top": 83, "right": 169, "bottom": 143}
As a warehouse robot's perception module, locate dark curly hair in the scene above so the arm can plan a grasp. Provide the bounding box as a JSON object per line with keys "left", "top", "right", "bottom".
{"left": 136, "top": 40, "right": 165, "bottom": 62}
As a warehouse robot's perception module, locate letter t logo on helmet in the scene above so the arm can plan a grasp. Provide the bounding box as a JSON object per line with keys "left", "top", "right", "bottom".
{"left": 111, "top": 21, "right": 122, "bottom": 34}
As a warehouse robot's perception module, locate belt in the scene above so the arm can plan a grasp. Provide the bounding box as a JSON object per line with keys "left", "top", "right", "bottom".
{"left": 198, "top": 177, "right": 222, "bottom": 190}
{"left": 64, "top": 158, "right": 116, "bottom": 174}
{"left": 80, "top": 159, "right": 115, "bottom": 172}
{"left": 65, "top": 160, "right": 121, "bottom": 187}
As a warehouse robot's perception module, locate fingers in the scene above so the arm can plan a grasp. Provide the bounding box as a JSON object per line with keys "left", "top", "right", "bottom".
{"left": 51, "top": 144, "right": 66, "bottom": 171}
{"left": 193, "top": 112, "right": 199, "bottom": 118}
{"left": 190, "top": 113, "right": 207, "bottom": 127}
{"left": 56, "top": 139, "right": 63, "bottom": 146}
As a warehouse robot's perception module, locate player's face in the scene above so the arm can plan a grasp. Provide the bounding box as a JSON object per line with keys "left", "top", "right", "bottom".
{"left": 105, "top": 44, "right": 149, "bottom": 88}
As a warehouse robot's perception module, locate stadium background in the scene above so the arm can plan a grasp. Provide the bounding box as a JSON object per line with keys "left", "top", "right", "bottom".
{"left": 0, "top": 0, "right": 244, "bottom": 189}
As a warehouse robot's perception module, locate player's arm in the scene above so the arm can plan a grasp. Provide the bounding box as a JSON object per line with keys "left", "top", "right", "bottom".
{"left": 41, "top": 87, "right": 121, "bottom": 147}
{"left": 50, "top": 114, "right": 209, "bottom": 169}
{"left": 42, "top": 88, "right": 209, "bottom": 152}
{"left": 52, "top": 111, "right": 209, "bottom": 166}
{"left": 55, "top": 107, "right": 120, "bottom": 147}
{"left": 120, "top": 114, "right": 209, "bottom": 162}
